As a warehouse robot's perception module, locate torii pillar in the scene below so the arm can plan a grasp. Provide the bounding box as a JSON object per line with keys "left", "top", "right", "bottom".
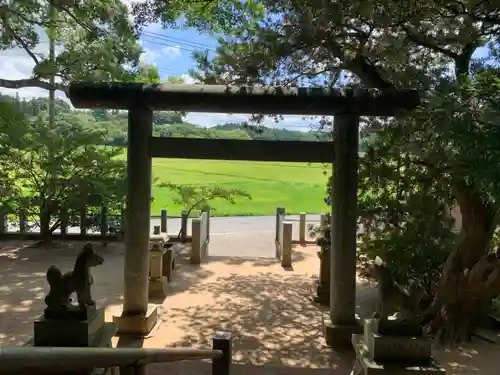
{"left": 323, "top": 114, "right": 361, "bottom": 349}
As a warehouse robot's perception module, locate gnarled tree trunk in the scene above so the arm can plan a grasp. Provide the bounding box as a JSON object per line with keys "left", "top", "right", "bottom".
{"left": 39, "top": 201, "right": 52, "bottom": 244}
{"left": 39, "top": 199, "right": 59, "bottom": 245}
{"left": 428, "top": 182, "right": 500, "bottom": 344}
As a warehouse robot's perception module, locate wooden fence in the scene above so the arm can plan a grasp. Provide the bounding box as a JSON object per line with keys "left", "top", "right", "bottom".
{"left": 0, "top": 206, "right": 195, "bottom": 242}
{"left": 0, "top": 206, "right": 123, "bottom": 241}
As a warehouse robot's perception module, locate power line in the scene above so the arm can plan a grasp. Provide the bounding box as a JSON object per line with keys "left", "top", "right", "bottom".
{"left": 141, "top": 36, "right": 201, "bottom": 53}
{"left": 141, "top": 31, "right": 216, "bottom": 51}
{"left": 4, "top": 34, "right": 211, "bottom": 57}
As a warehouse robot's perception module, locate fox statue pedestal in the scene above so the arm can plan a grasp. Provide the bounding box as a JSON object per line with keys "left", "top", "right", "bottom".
{"left": 27, "top": 243, "right": 117, "bottom": 375}
{"left": 34, "top": 306, "right": 115, "bottom": 347}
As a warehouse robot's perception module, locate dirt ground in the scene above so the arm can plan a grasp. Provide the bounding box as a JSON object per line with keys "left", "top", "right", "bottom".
{"left": 0, "top": 240, "right": 499, "bottom": 375}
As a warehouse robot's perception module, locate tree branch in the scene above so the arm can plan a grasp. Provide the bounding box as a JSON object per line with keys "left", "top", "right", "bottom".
{"left": 3, "top": 21, "right": 40, "bottom": 66}
{"left": 344, "top": 55, "right": 396, "bottom": 90}
{"left": 2, "top": 6, "right": 47, "bottom": 27}
{"left": 320, "top": 34, "right": 396, "bottom": 90}
{"left": 55, "top": 5, "right": 94, "bottom": 34}
{"left": 401, "top": 25, "right": 459, "bottom": 58}
{"left": 0, "top": 77, "right": 68, "bottom": 94}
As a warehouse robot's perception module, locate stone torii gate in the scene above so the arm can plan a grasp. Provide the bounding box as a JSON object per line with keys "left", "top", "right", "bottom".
{"left": 68, "top": 83, "right": 419, "bottom": 349}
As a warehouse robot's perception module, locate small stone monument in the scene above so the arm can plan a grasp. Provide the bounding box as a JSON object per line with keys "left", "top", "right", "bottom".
{"left": 350, "top": 256, "right": 445, "bottom": 375}
{"left": 32, "top": 243, "right": 115, "bottom": 348}
{"left": 313, "top": 214, "right": 330, "bottom": 306}
{"left": 351, "top": 316, "right": 444, "bottom": 375}
{"left": 314, "top": 246, "right": 330, "bottom": 305}
{"left": 149, "top": 225, "right": 170, "bottom": 298}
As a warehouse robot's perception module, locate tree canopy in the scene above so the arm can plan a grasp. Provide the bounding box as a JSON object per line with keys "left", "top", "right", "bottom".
{"left": 0, "top": 0, "right": 156, "bottom": 93}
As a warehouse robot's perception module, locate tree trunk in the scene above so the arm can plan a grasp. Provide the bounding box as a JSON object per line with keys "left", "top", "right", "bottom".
{"left": 39, "top": 202, "right": 53, "bottom": 244}
{"left": 428, "top": 182, "right": 500, "bottom": 344}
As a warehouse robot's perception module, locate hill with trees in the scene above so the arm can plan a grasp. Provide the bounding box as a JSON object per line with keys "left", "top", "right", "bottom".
{"left": 0, "top": 93, "right": 331, "bottom": 145}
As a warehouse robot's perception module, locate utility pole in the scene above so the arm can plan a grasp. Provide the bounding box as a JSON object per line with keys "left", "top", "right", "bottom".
{"left": 48, "top": 0, "right": 56, "bottom": 128}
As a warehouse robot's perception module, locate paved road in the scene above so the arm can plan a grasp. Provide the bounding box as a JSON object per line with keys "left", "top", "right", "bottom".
{"left": 7, "top": 214, "right": 323, "bottom": 259}
{"left": 7, "top": 214, "right": 323, "bottom": 238}
{"left": 158, "top": 214, "right": 322, "bottom": 258}
{"left": 151, "top": 214, "right": 322, "bottom": 237}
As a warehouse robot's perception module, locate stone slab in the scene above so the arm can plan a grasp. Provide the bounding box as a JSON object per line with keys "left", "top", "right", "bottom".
{"left": 150, "top": 247, "right": 167, "bottom": 278}
{"left": 352, "top": 335, "right": 446, "bottom": 375}
{"left": 150, "top": 233, "right": 169, "bottom": 244}
{"left": 34, "top": 308, "right": 105, "bottom": 347}
{"left": 364, "top": 319, "right": 431, "bottom": 363}
{"left": 113, "top": 304, "right": 158, "bottom": 335}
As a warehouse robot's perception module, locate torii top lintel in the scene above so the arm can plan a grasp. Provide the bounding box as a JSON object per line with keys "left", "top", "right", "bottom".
{"left": 68, "top": 82, "right": 420, "bottom": 116}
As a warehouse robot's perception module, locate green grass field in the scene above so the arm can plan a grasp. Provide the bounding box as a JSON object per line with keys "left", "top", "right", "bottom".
{"left": 151, "top": 159, "right": 330, "bottom": 216}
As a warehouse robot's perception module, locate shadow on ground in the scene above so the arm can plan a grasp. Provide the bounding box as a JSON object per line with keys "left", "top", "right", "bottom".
{"left": 160, "top": 272, "right": 341, "bottom": 368}
{"left": 2, "top": 240, "right": 499, "bottom": 375}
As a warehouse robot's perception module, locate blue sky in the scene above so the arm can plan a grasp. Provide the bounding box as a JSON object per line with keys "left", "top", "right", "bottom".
{"left": 138, "top": 24, "right": 313, "bottom": 130}
{"left": 139, "top": 26, "right": 216, "bottom": 78}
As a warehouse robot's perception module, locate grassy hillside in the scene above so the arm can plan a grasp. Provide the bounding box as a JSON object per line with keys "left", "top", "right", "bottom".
{"left": 151, "top": 159, "right": 330, "bottom": 216}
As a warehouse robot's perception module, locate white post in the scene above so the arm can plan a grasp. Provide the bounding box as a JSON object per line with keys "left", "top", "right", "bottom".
{"left": 281, "top": 221, "right": 293, "bottom": 268}
{"left": 299, "top": 212, "right": 306, "bottom": 244}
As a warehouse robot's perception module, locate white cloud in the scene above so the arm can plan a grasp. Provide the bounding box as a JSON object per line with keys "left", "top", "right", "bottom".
{"left": 186, "top": 113, "right": 315, "bottom": 131}
{"left": 161, "top": 45, "right": 181, "bottom": 60}
{"left": 0, "top": 46, "right": 48, "bottom": 98}
{"left": 139, "top": 48, "right": 159, "bottom": 64}
{"left": 0, "top": 25, "right": 69, "bottom": 99}
{"left": 180, "top": 74, "right": 199, "bottom": 84}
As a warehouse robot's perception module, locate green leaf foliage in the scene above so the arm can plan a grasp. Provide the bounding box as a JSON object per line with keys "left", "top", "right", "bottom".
{"left": 157, "top": 181, "right": 252, "bottom": 217}
{"left": 1, "top": 0, "right": 157, "bottom": 92}
{"left": 0, "top": 97, "right": 126, "bottom": 239}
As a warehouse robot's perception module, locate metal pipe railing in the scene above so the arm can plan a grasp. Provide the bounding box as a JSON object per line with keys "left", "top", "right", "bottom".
{"left": 1, "top": 331, "right": 232, "bottom": 375}
{"left": 0, "top": 347, "right": 220, "bottom": 373}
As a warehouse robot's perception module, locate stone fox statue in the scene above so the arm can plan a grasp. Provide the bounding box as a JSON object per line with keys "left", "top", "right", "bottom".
{"left": 44, "top": 242, "right": 104, "bottom": 313}
{"left": 368, "top": 256, "right": 426, "bottom": 320}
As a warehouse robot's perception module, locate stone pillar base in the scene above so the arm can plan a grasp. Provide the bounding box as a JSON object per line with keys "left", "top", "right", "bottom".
{"left": 113, "top": 304, "right": 158, "bottom": 335}
{"left": 323, "top": 313, "right": 362, "bottom": 351}
{"left": 149, "top": 277, "right": 168, "bottom": 299}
